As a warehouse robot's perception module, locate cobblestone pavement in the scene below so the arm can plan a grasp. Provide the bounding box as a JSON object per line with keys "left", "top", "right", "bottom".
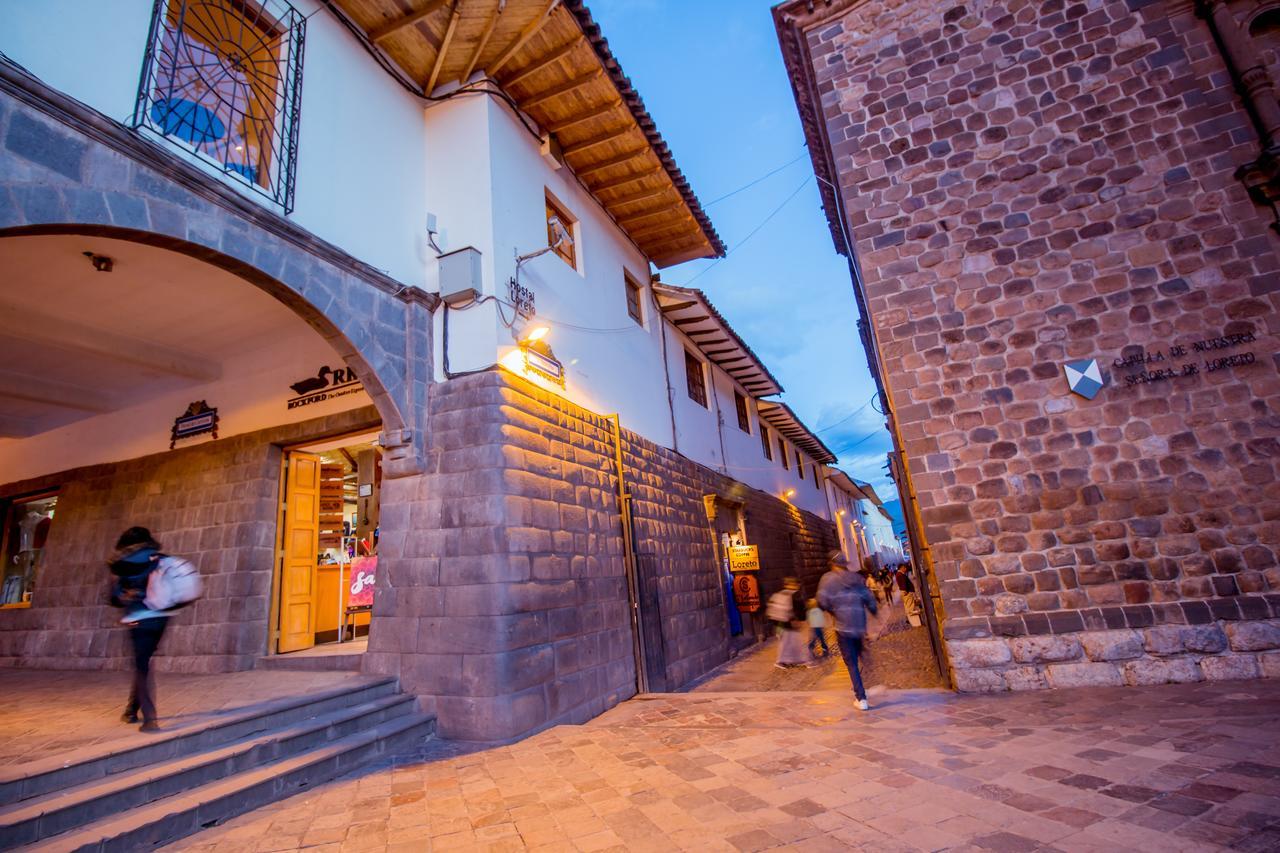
{"left": 171, "top": 679, "right": 1280, "bottom": 852}
{"left": 0, "top": 669, "right": 372, "bottom": 770}
{"left": 688, "top": 601, "right": 948, "bottom": 693}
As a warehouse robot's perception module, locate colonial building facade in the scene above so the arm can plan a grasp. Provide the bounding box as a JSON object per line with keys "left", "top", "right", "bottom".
{"left": 0, "top": 0, "right": 850, "bottom": 742}
{"left": 776, "top": 0, "right": 1280, "bottom": 691}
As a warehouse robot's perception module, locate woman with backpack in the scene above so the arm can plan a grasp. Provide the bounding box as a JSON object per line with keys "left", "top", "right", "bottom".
{"left": 109, "top": 527, "right": 171, "bottom": 732}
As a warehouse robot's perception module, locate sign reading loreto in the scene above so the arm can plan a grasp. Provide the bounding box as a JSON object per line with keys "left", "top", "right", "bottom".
{"left": 728, "top": 545, "right": 760, "bottom": 572}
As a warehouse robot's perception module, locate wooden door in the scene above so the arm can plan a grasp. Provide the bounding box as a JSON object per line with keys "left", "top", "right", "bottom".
{"left": 278, "top": 452, "right": 321, "bottom": 653}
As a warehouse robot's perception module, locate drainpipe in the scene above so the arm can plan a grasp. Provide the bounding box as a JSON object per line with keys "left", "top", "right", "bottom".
{"left": 657, "top": 307, "right": 681, "bottom": 453}
{"left": 607, "top": 413, "right": 649, "bottom": 693}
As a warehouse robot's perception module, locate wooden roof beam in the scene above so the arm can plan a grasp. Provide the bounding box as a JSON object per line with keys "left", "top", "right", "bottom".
{"left": 604, "top": 185, "right": 670, "bottom": 208}
{"left": 658, "top": 300, "right": 699, "bottom": 313}
{"left": 369, "top": 0, "right": 449, "bottom": 42}
{"left": 588, "top": 165, "right": 662, "bottom": 194}
{"left": 629, "top": 214, "right": 694, "bottom": 240}
{"left": 575, "top": 147, "right": 649, "bottom": 180}
{"left": 546, "top": 99, "right": 621, "bottom": 133}
{"left": 521, "top": 67, "right": 604, "bottom": 111}
{"left": 616, "top": 201, "right": 682, "bottom": 226}
{"left": 425, "top": 3, "right": 462, "bottom": 93}
{"left": 460, "top": 0, "right": 504, "bottom": 82}
{"left": 673, "top": 316, "right": 712, "bottom": 326}
{"left": 561, "top": 125, "right": 633, "bottom": 157}
{"left": 502, "top": 39, "right": 579, "bottom": 90}
{"left": 489, "top": 0, "right": 561, "bottom": 75}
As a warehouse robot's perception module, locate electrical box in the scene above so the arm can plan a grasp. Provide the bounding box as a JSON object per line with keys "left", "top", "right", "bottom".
{"left": 438, "top": 246, "right": 482, "bottom": 306}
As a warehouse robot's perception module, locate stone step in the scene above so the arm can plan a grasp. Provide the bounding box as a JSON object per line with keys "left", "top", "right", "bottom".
{"left": 0, "top": 693, "right": 416, "bottom": 847}
{"left": 255, "top": 652, "right": 365, "bottom": 672}
{"left": 26, "top": 711, "right": 435, "bottom": 853}
{"left": 0, "top": 677, "right": 399, "bottom": 807}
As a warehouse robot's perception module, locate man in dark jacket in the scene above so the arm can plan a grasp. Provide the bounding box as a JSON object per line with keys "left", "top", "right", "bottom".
{"left": 109, "top": 527, "right": 170, "bottom": 731}
{"left": 818, "top": 551, "right": 878, "bottom": 710}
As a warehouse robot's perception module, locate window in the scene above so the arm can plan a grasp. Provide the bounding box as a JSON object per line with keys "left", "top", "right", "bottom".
{"left": 546, "top": 193, "right": 577, "bottom": 268}
{"left": 798, "top": 457, "right": 805, "bottom": 480}
{"left": 760, "top": 426, "right": 772, "bottom": 460}
{"left": 135, "top": 0, "right": 306, "bottom": 211}
{"left": 734, "top": 392, "right": 750, "bottom": 433}
{"left": 684, "top": 350, "right": 707, "bottom": 407}
{"left": 624, "top": 273, "right": 644, "bottom": 325}
{"left": 813, "top": 466, "right": 822, "bottom": 490}
{"left": 778, "top": 438, "right": 789, "bottom": 469}
{"left": 1, "top": 492, "right": 57, "bottom": 607}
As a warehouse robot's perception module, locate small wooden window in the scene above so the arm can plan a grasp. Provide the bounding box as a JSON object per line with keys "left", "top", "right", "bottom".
{"left": 760, "top": 426, "right": 772, "bottom": 460}
{"left": 624, "top": 273, "right": 643, "bottom": 324}
{"left": 685, "top": 350, "right": 707, "bottom": 407}
{"left": 546, "top": 194, "right": 577, "bottom": 268}
{"left": 798, "top": 457, "right": 805, "bottom": 480}
{"left": 778, "top": 438, "right": 789, "bottom": 469}
{"left": 813, "top": 466, "right": 822, "bottom": 490}
{"left": 734, "top": 392, "right": 750, "bottom": 433}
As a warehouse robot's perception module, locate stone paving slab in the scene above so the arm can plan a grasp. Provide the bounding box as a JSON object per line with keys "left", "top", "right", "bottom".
{"left": 0, "top": 669, "right": 378, "bottom": 772}
{"left": 167, "top": 680, "right": 1280, "bottom": 851}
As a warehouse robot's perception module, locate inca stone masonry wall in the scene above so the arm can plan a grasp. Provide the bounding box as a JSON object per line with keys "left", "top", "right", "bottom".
{"left": 0, "top": 408, "right": 381, "bottom": 673}
{"left": 787, "top": 0, "right": 1280, "bottom": 690}
{"left": 365, "top": 369, "right": 838, "bottom": 740}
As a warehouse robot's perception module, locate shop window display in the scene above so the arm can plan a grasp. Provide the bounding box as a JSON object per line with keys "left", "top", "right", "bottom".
{"left": 1, "top": 492, "right": 57, "bottom": 607}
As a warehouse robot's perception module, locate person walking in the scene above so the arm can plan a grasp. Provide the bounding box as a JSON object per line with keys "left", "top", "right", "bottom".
{"left": 767, "top": 577, "right": 809, "bottom": 667}
{"left": 806, "top": 597, "right": 829, "bottom": 658}
{"left": 896, "top": 564, "right": 919, "bottom": 615}
{"left": 109, "top": 527, "right": 171, "bottom": 732}
{"left": 818, "top": 551, "right": 878, "bottom": 710}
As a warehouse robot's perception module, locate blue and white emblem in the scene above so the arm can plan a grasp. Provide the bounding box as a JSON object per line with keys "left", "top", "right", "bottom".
{"left": 1064, "top": 358, "right": 1105, "bottom": 400}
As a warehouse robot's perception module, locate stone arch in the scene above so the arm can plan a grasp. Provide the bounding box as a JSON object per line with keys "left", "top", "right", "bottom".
{"left": 0, "top": 83, "right": 432, "bottom": 468}
{"left": 0, "top": 221, "right": 409, "bottom": 441}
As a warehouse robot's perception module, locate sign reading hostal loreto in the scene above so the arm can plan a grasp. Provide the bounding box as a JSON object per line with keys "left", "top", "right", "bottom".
{"left": 728, "top": 544, "right": 760, "bottom": 572}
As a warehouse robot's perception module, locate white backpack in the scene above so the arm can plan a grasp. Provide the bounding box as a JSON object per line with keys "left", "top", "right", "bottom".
{"left": 145, "top": 555, "right": 203, "bottom": 611}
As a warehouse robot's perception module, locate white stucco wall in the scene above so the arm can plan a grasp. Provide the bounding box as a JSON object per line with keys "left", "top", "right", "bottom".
{"left": 1, "top": 0, "right": 429, "bottom": 287}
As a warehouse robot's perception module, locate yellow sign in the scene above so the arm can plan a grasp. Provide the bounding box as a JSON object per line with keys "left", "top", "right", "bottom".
{"left": 728, "top": 545, "right": 760, "bottom": 572}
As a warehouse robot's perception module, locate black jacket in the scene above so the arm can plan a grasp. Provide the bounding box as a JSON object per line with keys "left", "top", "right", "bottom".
{"left": 109, "top": 546, "right": 160, "bottom": 610}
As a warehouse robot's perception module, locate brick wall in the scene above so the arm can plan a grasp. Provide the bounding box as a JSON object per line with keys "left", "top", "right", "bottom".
{"left": 783, "top": 0, "right": 1280, "bottom": 690}
{"left": 368, "top": 369, "right": 837, "bottom": 740}
{"left": 0, "top": 407, "right": 381, "bottom": 673}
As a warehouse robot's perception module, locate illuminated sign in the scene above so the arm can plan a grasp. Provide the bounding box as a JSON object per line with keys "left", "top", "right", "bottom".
{"left": 728, "top": 544, "right": 760, "bottom": 573}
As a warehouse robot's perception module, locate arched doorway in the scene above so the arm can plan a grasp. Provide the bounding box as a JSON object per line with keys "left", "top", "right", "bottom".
{"left": 0, "top": 230, "right": 409, "bottom": 671}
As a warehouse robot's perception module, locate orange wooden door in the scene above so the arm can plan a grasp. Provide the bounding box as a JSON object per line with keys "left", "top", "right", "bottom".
{"left": 278, "top": 452, "right": 321, "bottom": 653}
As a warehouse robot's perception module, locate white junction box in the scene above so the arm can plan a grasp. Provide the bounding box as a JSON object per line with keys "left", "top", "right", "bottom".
{"left": 438, "top": 246, "right": 482, "bottom": 306}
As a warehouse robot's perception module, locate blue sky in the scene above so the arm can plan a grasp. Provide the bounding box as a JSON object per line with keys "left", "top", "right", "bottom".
{"left": 590, "top": 0, "right": 897, "bottom": 495}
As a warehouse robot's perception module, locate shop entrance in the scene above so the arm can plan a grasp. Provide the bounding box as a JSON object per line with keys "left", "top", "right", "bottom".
{"left": 274, "top": 431, "right": 383, "bottom": 655}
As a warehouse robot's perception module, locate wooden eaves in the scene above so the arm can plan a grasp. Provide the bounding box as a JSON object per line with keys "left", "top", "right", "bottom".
{"left": 756, "top": 400, "right": 838, "bottom": 465}
{"left": 327, "top": 0, "right": 725, "bottom": 268}
{"left": 652, "top": 282, "right": 784, "bottom": 399}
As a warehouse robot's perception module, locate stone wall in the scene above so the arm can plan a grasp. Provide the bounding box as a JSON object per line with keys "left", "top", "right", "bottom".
{"left": 780, "top": 0, "right": 1280, "bottom": 691}
{"left": 0, "top": 407, "right": 381, "bottom": 673}
{"left": 367, "top": 369, "right": 838, "bottom": 740}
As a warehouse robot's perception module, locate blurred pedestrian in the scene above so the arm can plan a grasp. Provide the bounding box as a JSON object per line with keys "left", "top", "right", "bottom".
{"left": 767, "top": 577, "right": 808, "bottom": 667}
{"left": 108, "top": 527, "right": 170, "bottom": 732}
{"left": 806, "top": 597, "right": 829, "bottom": 658}
{"left": 818, "top": 551, "right": 879, "bottom": 710}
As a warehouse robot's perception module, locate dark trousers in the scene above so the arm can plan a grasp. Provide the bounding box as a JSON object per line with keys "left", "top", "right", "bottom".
{"left": 126, "top": 617, "right": 167, "bottom": 722}
{"left": 809, "top": 626, "right": 829, "bottom": 656}
{"left": 836, "top": 632, "right": 867, "bottom": 700}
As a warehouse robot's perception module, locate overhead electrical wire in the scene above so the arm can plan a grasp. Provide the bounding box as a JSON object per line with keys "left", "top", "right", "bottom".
{"left": 815, "top": 392, "right": 879, "bottom": 434}
{"left": 703, "top": 149, "right": 810, "bottom": 207}
{"left": 679, "top": 175, "right": 814, "bottom": 288}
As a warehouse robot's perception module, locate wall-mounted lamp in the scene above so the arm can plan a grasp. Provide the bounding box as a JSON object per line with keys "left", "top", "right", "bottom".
{"left": 837, "top": 509, "right": 846, "bottom": 516}
{"left": 783, "top": 488, "right": 796, "bottom": 499}
{"left": 83, "top": 251, "right": 113, "bottom": 272}
{"left": 522, "top": 325, "right": 550, "bottom": 344}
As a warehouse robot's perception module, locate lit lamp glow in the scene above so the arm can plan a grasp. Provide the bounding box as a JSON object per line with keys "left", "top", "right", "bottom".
{"left": 522, "top": 325, "right": 550, "bottom": 344}
{"left": 783, "top": 488, "right": 796, "bottom": 499}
